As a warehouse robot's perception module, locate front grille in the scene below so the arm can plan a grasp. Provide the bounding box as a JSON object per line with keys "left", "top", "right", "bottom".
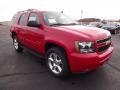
{"left": 97, "top": 36, "right": 111, "bottom": 44}
{"left": 98, "top": 44, "right": 110, "bottom": 52}
{"left": 97, "top": 36, "right": 111, "bottom": 52}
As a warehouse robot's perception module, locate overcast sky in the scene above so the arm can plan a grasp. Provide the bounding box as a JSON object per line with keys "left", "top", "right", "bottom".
{"left": 0, "top": 0, "right": 120, "bottom": 21}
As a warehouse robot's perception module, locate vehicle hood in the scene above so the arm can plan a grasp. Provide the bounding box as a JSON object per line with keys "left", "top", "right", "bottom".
{"left": 51, "top": 25, "right": 111, "bottom": 41}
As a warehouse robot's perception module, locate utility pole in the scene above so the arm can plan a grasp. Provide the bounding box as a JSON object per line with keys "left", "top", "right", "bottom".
{"left": 81, "top": 9, "right": 83, "bottom": 19}
{"left": 81, "top": 9, "right": 83, "bottom": 25}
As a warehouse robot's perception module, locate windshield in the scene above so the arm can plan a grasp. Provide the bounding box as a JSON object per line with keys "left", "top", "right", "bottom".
{"left": 43, "top": 12, "right": 79, "bottom": 26}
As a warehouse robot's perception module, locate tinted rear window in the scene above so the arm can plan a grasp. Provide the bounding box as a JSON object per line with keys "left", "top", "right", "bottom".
{"left": 18, "top": 13, "right": 28, "bottom": 26}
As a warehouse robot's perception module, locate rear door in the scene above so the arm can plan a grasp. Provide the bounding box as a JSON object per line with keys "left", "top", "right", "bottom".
{"left": 16, "top": 13, "right": 29, "bottom": 45}
{"left": 25, "top": 12, "right": 45, "bottom": 53}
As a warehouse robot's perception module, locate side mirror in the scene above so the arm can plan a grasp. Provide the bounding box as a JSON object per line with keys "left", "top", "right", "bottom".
{"left": 27, "top": 21, "right": 40, "bottom": 28}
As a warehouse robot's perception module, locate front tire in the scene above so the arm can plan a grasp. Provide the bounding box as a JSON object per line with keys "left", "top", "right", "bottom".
{"left": 46, "top": 47, "right": 69, "bottom": 78}
{"left": 13, "top": 36, "right": 23, "bottom": 52}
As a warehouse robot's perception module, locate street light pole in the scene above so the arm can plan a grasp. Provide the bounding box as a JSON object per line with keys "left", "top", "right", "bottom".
{"left": 81, "top": 9, "right": 83, "bottom": 25}
{"left": 81, "top": 9, "right": 83, "bottom": 19}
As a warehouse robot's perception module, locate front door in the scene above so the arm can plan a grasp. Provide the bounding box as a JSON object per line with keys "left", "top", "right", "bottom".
{"left": 25, "top": 12, "right": 45, "bottom": 53}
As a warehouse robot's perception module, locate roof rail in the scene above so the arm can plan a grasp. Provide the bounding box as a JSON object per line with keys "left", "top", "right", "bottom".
{"left": 17, "top": 11, "right": 24, "bottom": 14}
{"left": 26, "top": 9, "right": 38, "bottom": 11}
{"left": 17, "top": 9, "right": 38, "bottom": 14}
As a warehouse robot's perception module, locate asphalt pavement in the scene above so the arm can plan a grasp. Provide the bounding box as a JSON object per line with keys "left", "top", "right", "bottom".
{"left": 0, "top": 25, "right": 120, "bottom": 90}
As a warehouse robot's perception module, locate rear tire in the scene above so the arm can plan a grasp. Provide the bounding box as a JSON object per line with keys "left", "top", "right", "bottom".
{"left": 46, "top": 47, "right": 70, "bottom": 78}
{"left": 13, "top": 36, "right": 23, "bottom": 52}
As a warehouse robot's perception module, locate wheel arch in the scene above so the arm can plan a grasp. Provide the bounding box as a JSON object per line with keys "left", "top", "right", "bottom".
{"left": 45, "top": 41, "right": 69, "bottom": 56}
{"left": 45, "top": 41, "right": 71, "bottom": 73}
{"left": 11, "top": 31, "right": 17, "bottom": 38}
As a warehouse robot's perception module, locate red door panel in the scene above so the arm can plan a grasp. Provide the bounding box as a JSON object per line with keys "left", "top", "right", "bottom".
{"left": 25, "top": 27, "right": 45, "bottom": 54}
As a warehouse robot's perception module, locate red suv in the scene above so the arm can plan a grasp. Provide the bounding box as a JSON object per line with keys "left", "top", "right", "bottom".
{"left": 10, "top": 9, "right": 114, "bottom": 77}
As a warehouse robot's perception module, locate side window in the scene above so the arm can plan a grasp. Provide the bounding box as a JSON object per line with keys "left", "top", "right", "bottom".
{"left": 18, "top": 13, "right": 28, "bottom": 26}
{"left": 27, "top": 13, "right": 40, "bottom": 27}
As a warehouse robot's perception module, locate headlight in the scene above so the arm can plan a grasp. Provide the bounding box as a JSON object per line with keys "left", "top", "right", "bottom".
{"left": 75, "top": 41, "right": 94, "bottom": 53}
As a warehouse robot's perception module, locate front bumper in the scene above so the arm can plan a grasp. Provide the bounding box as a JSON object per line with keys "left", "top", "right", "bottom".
{"left": 69, "top": 46, "right": 114, "bottom": 73}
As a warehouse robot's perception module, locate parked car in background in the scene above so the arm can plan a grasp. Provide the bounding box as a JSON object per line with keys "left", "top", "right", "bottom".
{"left": 88, "top": 21, "right": 120, "bottom": 34}
{"left": 10, "top": 9, "right": 114, "bottom": 78}
{"left": 101, "top": 22, "right": 120, "bottom": 34}
{"left": 87, "top": 22, "right": 103, "bottom": 28}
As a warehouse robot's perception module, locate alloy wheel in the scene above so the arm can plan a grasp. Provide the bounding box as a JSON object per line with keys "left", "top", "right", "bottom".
{"left": 48, "top": 53, "right": 63, "bottom": 74}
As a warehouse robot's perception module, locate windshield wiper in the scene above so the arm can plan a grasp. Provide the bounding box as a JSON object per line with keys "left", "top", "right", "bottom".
{"left": 65, "top": 23, "right": 79, "bottom": 25}
{"left": 49, "top": 23, "right": 65, "bottom": 26}
{"left": 49, "top": 23, "right": 79, "bottom": 26}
